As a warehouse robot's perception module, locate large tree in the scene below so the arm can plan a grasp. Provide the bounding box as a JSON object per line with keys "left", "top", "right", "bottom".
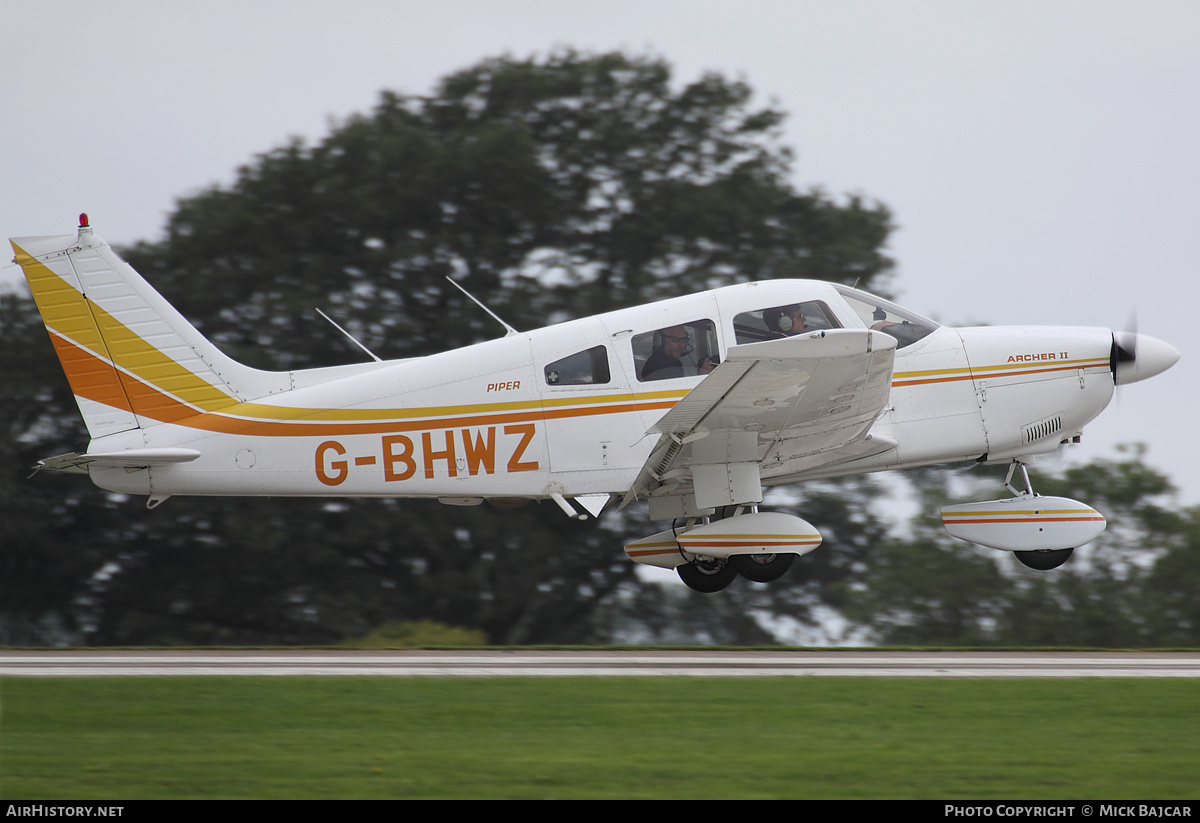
{"left": 123, "top": 50, "right": 894, "bottom": 365}
{"left": 5, "top": 51, "right": 898, "bottom": 645}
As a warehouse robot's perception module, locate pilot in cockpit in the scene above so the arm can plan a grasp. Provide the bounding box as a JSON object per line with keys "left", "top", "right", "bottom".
{"left": 871, "top": 311, "right": 928, "bottom": 347}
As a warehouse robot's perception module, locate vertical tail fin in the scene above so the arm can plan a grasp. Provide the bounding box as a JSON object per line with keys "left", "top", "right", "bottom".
{"left": 11, "top": 217, "right": 289, "bottom": 437}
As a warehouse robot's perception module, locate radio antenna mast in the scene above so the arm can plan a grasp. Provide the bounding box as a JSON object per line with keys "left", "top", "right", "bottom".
{"left": 446, "top": 277, "right": 518, "bottom": 337}
{"left": 315, "top": 308, "right": 382, "bottom": 362}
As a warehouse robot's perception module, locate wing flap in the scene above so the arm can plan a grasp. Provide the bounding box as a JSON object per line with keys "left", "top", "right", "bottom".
{"left": 624, "top": 329, "right": 896, "bottom": 513}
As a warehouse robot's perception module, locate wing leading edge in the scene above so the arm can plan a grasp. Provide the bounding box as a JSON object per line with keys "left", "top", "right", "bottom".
{"left": 623, "top": 328, "right": 897, "bottom": 520}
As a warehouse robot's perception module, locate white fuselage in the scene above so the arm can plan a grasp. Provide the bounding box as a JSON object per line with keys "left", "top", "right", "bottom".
{"left": 14, "top": 224, "right": 1180, "bottom": 583}
{"left": 84, "top": 280, "right": 1121, "bottom": 514}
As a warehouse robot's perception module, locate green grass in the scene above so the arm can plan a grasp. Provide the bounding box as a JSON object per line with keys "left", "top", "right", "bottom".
{"left": 2, "top": 677, "right": 1198, "bottom": 799}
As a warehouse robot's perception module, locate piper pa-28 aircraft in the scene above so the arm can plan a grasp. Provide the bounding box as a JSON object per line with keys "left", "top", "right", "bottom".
{"left": 11, "top": 217, "right": 1180, "bottom": 592}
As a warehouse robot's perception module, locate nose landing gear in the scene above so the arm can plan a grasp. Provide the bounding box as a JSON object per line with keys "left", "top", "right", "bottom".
{"left": 940, "top": 460, "right": 1104, "bottom": 571}
{"left": 1014, "top": 547, "right": 1075, "bottom": 570}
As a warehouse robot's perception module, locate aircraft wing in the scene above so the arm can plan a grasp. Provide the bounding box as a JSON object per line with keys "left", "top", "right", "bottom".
{"left": 623, "top": 329, "right": 896, "bottom": 516}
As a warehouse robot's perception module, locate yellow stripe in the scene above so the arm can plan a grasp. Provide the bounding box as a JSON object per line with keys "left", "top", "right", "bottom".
{"left": 89, "top": 298, "right": 236, "bottom": 410}
{"left": 969, "top": 357, "right": 1109, "bottom": 374}
{"left": 943, "top": 509, "right": 1099, "bottom": 517}
{"left": 17, "top": 243, "right": 691, "bottom": 428}
{"left": 15, "top": 245, "right": 110, "bottom": 359}
{"left": 40, "top": 334, "right": 685, "bottom": 436}
{"left": 631, "top": 534, "right": 821, "bottom": 544}
{"left": 19, "top": 239, "right": 1115, "bottom": 438}
{"left": 224, "top": 388, "right": 689, "bottom": 423}
{"left": 943, "top": 516, "right": 1104, "bottom": 524}
{"left": 894, "top": 366, "right": 971, "bottom": 380}
{"left": 16, "top": 244, "right": 239, "bottom": 412}
{"left": 893, "top": 357, "right": 1110, "bottom": 387}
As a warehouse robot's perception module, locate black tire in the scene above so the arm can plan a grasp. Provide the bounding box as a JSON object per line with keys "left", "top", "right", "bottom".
{"left": 731, "top": 553, "right": 795, "bottom": 583}
{"left": 676, "top": 558, "right": 738, "bottom": 593}
{"left": 1014, "top": 547, "right": 1074, "bottom": 570}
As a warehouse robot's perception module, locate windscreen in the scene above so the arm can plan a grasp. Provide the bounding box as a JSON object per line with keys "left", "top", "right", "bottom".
{"left": 834, "top": 285, "right": 939, "bottom": 349}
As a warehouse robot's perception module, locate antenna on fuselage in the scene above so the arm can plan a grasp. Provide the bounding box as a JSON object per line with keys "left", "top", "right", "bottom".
{"left": 315, "top": 308, "right": 383, "bottom": 362}
{"left": 445, "top": 277, "right": 518, "bottom": 337}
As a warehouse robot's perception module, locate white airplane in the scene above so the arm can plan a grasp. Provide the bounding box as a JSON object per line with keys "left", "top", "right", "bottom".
{"left": 11, "top": 217, "right": 1180, "bottom": 592}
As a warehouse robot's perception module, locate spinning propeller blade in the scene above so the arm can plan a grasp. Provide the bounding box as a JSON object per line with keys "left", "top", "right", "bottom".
{"left": 1109, "top": 310, "right": 1179, "bottom": 386}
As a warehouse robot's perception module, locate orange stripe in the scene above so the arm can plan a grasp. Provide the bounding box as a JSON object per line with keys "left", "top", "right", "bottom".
{"left": 680, "top": 540, "right": 821, "bottom": 548}
{"left": 50, "top": 335, "right": 679, "bottom": 437}
{"left": 181, "top": 399, "right": 678, "bottom": 438}
{"left": 48, "top": 333, "right": 134, "bottom": 414}
{"left": 942, "top": 517, "right": 1104, "bottom": 524}
{"left": 893, "top": 358, "right": 1110, "bottom": 388}
{"left": 969, "top": 357, "right": 1109, "bottom": 375}
{"left": 626, "top": 548, "right": 680, "bottom": 558}
{"left": 18, "top": 244, "right": 241, "bottom": 412}
{"left": 680, "top": 536, "right": 821, "bottom": 541}
{"left": 26, "top": 240, "right": 1120, "bottom": 432}
{"left": 893, "top": 373, "right": 975, "bottom": 387}
{"left": 967, "top": 364, "right": 1107, "bottom": 381}
{"left": 942, "top": 509, "right": 1099, "bottom": 517}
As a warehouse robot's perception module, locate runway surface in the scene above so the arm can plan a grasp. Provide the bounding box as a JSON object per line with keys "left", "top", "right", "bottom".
{"left": 2, "top": 650, "right": 1200, "bottom": 678}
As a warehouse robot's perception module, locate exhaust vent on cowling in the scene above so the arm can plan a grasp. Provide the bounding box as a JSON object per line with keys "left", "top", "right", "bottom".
{"left": 1022, "top": 413, "right": 1064, "bottom": 444}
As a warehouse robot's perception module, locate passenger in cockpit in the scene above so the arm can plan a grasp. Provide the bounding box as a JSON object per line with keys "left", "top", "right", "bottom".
{"left": 763, "top": 305, "right": 807, "bottom": 337}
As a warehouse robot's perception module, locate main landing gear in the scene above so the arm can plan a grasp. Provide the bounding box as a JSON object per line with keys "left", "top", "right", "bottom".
{"left": 676, "top": 557, "right": 740, "bottom": 593}
{"left": 730, "top": 552, "right": 796, "bottom": 583}
{"left": 623, "top": 507, "right": 821, "bottom": 593}
{"left": 668, "top": 508, "right": 820, "bottom": 593}
{"left": 673, "top": 552, "right": 798, "bottom": 592}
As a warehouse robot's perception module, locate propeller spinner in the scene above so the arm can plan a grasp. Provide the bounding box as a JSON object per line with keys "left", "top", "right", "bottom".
{"left": 1110, "top": 328, "right": 1179, "bottom": 385}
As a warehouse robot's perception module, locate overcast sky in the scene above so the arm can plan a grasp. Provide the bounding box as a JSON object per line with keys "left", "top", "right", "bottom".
{"left": 4, "top": 0, "right": 1197, "bottom": 503}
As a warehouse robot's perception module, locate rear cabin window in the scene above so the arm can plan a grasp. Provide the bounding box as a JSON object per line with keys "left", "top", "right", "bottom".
{"left": 633, "top": 319, "right": 719, "bottom": 382}
{"left": 544, "top": 345, "right": 611, "bottom": 386}
{"left": 733, "top": 301, "right": 841, "bottom": 344}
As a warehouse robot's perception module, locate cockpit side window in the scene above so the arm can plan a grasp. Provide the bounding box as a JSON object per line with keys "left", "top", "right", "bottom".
{"left": 633, "top": 319, "right": 719, "bottom": 382}
{"left": 834, "top": 286, "right": 938, "bottom": 349}
{"left": 733, "top": 300, "right": 840, "bottom": 345}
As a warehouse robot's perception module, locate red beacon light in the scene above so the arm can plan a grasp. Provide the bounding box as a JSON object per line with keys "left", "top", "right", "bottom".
{"left": 79, "top": 213, "right": 89, "bottom": 228}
